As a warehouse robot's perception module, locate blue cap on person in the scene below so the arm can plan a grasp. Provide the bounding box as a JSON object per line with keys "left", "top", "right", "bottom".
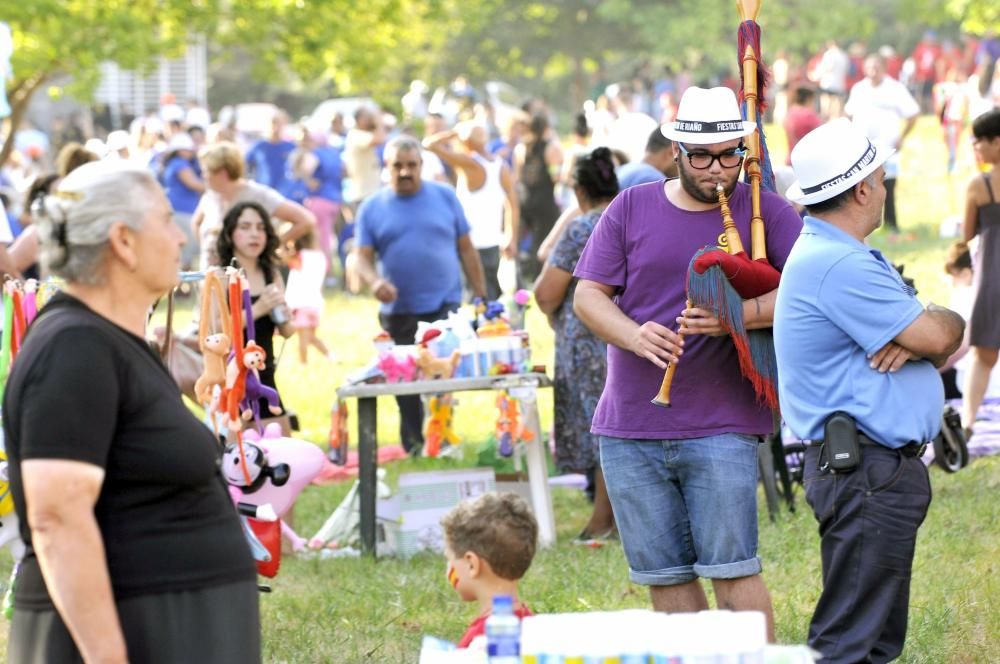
{"left": 785, "top": 118, "right": 895, "bottom": 206}
{"left": 660, "top": 86, "right": 757, "bottom": 145}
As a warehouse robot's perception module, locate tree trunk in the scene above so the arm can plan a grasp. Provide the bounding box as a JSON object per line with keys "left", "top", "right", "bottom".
{"left": 1, "top": 73, "right": 49, "bottom": 167}
{"left": 572, "top": 57, "right": 585, "bottom": 113}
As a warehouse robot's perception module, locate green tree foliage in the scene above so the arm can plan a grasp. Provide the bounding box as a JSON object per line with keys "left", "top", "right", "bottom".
{"left": 2, "top": 0, "right": 989, "bottom": 162}
{"left": 213, "top": 0, "right": 460, "bottom": 99}
{"left": 433, "top": 0, "right": 886, "bottom": 111}
{"left": 1, "top": 0, "right": 218, "bottom": 162}
{"left": 431, "top": 0, "right": 637, "bottom": 106}
{"left": 902, "top": 0, "right": 999, "bottom": 32}
{"left": 1, "top": 0, "right": 452, "bottom": 159}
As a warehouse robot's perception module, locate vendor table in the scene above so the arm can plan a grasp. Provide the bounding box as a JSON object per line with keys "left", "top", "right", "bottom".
{"left": 336, "top": 372, "right": 555, "bottom": 557}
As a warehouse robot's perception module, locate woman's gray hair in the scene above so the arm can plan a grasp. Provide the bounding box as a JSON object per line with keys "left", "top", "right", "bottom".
{"left": 34, "top": 161, "right": 160, "bottom": 285}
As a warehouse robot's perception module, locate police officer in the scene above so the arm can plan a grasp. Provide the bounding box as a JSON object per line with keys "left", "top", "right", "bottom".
{"left": 774, "top": 119, "right": 965, "bottom": 663}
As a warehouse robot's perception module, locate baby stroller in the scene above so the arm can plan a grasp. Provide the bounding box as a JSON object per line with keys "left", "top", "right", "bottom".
{"left": 933, "top": 405, "right": 969, "bottom": 472}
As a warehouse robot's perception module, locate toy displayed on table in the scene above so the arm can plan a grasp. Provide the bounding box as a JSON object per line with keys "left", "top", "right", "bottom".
{"left": 509, "top": 288, "right": 531, "bottom": 330}
{"left": 414, "top": 330, "right": 463, "bottom": 457}
{"left": 377, "top": 348, "right": 417, "bottom": 383}
{"left": 328, "top": 399, "right": 350, "bottom": 465}
{"left": 373, "top": 329, "right": 394, "bottom": 354}
{"left": 417, "top": 346, "right": 461, "bottom": 380}
{"left": 495, "top": 390, "right": 534, "bottom": 457}
{"left": 424, "top": 394, "right": 460, "bottom": 458}
{"left": 474, "top": 299, "right": 507, "bottom": 332}
{"left": 438, "top": 300, "right": 531, "bottom": 379}
{"left": 347, "top": 297, "right": 536, "bottom": 389}
{"left": 412, "top": 329, "right": 459, "bottom": 381}
{"left": 347, "top": 331, "right": 418, "bottom": 385}
{"left": 338, "top": 297, "right": 544, "bottom": 462}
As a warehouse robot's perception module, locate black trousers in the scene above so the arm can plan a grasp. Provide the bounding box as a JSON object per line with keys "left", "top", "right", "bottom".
{"left": 884, "top": 178, "right": 898, "bottom": 231}
{"left": 9, "top": 580, "right": 260, "bottom": 664}
{"left": 802, "top": 444, "right": 931, "bottom": 664}
{"left": 478, "top": 246, "right": 502, "bottom": 302}
{"left": 378, "top": 303, "right": 458, "bottom": 453}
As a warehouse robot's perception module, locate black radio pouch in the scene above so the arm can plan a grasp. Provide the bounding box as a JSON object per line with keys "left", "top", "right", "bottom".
{"left": 821, "top": 411, "right": 861, "bottom": 473}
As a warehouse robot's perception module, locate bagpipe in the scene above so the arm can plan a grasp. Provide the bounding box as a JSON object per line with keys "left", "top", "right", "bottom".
{"left": 652, "top": 0, "right": 781, "bottom": 410}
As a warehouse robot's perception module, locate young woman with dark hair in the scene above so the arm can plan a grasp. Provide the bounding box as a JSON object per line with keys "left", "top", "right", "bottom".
{"left": 217, "top": 201, "right": 295, "bottom": 415}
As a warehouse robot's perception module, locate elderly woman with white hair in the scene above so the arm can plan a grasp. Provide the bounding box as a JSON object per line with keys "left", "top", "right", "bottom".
{"left": 2, "top": 161, "right": 260, "bottom": 663}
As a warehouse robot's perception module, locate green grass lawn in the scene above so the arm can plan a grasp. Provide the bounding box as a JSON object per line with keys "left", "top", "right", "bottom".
{"left": 259, "top": 457, "right": 1000, "bottom": 663}
{"left": 1, "top": 116, "right": 998, "bottom": 662}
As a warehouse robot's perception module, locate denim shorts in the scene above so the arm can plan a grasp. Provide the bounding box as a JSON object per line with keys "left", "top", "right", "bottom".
{"left": 600, "top": 434, "right": 763, "bottom": 586}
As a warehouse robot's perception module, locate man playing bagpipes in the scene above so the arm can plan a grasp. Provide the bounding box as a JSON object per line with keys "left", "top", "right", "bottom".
{"left": 573, "top": 82, "right": 802, "bottom": 635}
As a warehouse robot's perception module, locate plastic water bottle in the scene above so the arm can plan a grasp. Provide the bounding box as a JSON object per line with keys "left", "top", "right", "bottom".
{"left": 486, "top": 594, "right": 521, "bottom": 663}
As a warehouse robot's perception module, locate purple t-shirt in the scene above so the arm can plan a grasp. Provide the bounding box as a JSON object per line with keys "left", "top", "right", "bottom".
{"left": 574, "top": 180, "right": 803, "bottom": 439}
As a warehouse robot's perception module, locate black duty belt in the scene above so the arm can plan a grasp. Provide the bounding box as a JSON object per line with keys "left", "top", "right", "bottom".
{"left": 858, "top": 434, "right": 927, "bottom": 458}
{"left": 809, "top": 434, "right": 928, "bottom": 458}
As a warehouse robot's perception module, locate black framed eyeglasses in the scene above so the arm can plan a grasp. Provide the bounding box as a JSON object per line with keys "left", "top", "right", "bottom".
{"left": 678, "top": 143, "right": 747, "bottom": 170}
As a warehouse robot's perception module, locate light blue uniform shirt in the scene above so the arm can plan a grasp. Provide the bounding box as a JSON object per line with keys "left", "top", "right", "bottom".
{"left": 356, "top": 181, "right": 470, "bottom": 315}
{"left": 774, "top": 216, "right": 943, "bottom": 448}
{"left": 616, "top": 161, "right": 664, "bottom": 190}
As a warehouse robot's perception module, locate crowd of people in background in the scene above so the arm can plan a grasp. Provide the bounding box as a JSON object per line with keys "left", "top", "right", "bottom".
{"left": 3, "top": 32, "right": 998, "bottom": 253}
{"left": 0, "top": 31, "right": 997, "bottom": 534}
{"left": 2, "top": 21, "right": 1000, "bottom": 662}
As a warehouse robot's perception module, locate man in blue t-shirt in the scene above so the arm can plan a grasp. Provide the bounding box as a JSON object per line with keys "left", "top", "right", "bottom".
{"left": 349, "top": 135, "right": 486, "bottom": 453}
{"left": 245, "top": 112, "right": 296, "bottom": 193}
{"left": 615, "top": 126, "right": 677, "bottom": 190}
{"left": 775, "top": 120, "right": 965, "bottom": 664}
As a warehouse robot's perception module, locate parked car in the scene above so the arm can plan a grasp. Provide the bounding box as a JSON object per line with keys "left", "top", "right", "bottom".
{"left": 427, "top": 79, "right": 528, "bottom": 131}
{"left": 306, "top": 97, "right": 378, "bottom": 137}
{"left": 484, "top": 80, "right": 527, "bottom": 130}
{"left": 217, "top": 103, "right": 279, "bottom": 137}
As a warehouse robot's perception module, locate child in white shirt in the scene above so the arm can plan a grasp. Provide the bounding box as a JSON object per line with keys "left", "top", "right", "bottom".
{"left": 285, "top": 232, "right": 333, "bottom": 363}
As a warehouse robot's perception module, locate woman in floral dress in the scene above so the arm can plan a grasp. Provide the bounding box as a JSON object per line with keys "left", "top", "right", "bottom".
{"left": 534, "top": 147, "right": 619, "bottom": 541}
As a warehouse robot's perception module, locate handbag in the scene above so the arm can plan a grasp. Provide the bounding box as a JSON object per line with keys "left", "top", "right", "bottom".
{"left": 151, "top": 291, "right": 202, "bottom": 404}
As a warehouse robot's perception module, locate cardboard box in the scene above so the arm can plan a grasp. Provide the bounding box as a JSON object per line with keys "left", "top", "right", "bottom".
{"left": 495, "top": 472, "right": 533, "bottom": 511}
{"left": 396, "top": 468, "right": 496, "bottom": 558}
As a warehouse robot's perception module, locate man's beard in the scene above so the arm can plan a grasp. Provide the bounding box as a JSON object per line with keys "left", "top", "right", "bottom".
{"left": 678, "top": 163, "right": 739, "bottom": 204}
